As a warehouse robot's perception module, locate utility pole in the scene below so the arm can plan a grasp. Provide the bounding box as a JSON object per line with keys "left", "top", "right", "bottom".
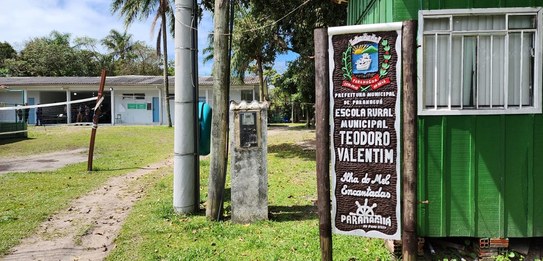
{"left": 173, "top": 0, "right": 196, "bottom": 214}
{"left": 206, "top": 0, "right": 231, "bottom": 221}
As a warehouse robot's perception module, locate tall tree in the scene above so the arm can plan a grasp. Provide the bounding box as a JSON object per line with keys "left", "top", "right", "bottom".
{"left": 101, "top": 29, "right": 135, "bottom": 62}
{"left": 0, "top": 41, "right": 16, "bottom": 76}
{"left": 101, "top": 29, "right": 137, "bottom": 74}
{"left": 75, "top": 36, "right": 115, "bottom": 73}
{"left": 275, "top": 57, "right": 315, "bottom": 126}
{"left": 111, "top": 0, "right": 174, "bottom": 127}
{"left": 117, "top": 42, "right": 162, "bottom": 75}
{"left": 4, "top": 31, "right": 101, "bottom": 76}
{"left": 253, "top": 0, "right": 346, "bottom": 125}
{"left": 0, "top": 42, "right": 16, "bottom": 67}
{"left": 201, "top": 0, "right": 346, "bottom": 106}
{"left": 231, "top": 5, "right": 285, "bottom": 101}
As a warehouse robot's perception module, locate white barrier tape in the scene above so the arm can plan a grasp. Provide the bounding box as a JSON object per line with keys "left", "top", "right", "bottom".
{"left": 93, "top": 97, "right": 105, "bottom": 111}
{"left": 0, "top": 97, "right": 98, "bottom": 111}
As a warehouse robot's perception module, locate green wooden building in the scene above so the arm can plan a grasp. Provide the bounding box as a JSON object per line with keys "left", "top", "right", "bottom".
{"left": 346, "top": 0, "right": 543, "bottom": 238}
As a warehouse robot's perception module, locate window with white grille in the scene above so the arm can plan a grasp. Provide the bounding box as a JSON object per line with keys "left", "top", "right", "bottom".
{"left": 418, "top": 8, "right": 542, "bottom": 115}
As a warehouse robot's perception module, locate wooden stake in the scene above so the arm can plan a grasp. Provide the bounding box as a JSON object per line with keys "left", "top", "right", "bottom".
{"left": 401, "top": 20, "right": 418, "bottom": 261}
{"left": 87, "top": 69, "right": 107, "bottom": 172}
{"left": 314, "top": 27, "right": 332, "bottom": 261}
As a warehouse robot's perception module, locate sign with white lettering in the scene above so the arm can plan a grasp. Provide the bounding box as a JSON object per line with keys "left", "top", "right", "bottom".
{"left": 328, "top": 23, "right": 402, "bottom": 240}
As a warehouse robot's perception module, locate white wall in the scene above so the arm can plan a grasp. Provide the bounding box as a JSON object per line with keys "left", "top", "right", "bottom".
{"left": 0, "top": 91, "right": 24, "bottom": 122}
{"left": 114, "top": 90, "right": 158, "bottom": 125}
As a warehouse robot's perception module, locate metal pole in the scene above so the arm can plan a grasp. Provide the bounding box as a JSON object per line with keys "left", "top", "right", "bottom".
{"left": 191, "top": 0, "right": 200, "bottom": 211}
{"left": 314, "top": 27, "right": 332, "bottom": 261}
{"left": 87, "top": 69, "right": 107, "bottom": 172}
{"left": 401, "top": 20, "right": 418, "bottom": 261}
{"left": 173, "top": 0, "right": 196, "bottom": 214}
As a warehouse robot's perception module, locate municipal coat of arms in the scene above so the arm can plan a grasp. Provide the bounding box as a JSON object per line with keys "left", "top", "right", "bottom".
{"left": 341, "top": 33, "right": 392, "bottom": 91}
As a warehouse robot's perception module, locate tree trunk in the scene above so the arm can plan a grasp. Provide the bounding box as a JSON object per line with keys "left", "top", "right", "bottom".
{"left": 257, "top": 56, "right": 266, "bottom": 101}
{"left": 162, "top": 8, "right": 173, "bottom": 128}
{"left": 305, "top": 105, "right": 310, "bottom": 128}
{"left": 206, "top": 0, "right": 230, "bottom": 221}
{"left": 291, "top": 98, "right": 294, "bottom": 123}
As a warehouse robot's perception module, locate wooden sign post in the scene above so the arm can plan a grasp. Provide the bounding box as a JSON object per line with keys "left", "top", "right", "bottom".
{"left": 401, "top": 20, "right": 417, "bottom": 261}
{"left": 315, "top": 27, "right": 332, "bottom": 261}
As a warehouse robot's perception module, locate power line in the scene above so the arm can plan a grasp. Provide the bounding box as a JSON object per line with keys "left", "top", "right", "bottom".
{"left": 232, "top": 0, "right": 311, "bottom": 34}
{"left": 172, "top": 0, "right": 311, "bottom": 35}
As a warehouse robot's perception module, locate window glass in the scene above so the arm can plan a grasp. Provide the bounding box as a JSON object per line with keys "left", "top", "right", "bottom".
{"left": 453, "top": 15, "right": 505, "bottom": 31}
{"left": 420, "top": 9, "right": 540, "bottom": 115}
{"left": 425, "top": 18, "right": 450, "bottom": 31}
{"left": 508, "top": 15, "right": 536, "bottom": 29}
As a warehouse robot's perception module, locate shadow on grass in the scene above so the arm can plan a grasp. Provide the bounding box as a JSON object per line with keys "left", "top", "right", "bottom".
{"left": 268, "top": 205, "right": 317, "bottom": 222}
{"left": 92, "top": 165, "right": 159, "bottom": 172}
{"left": 0, "top": 137, "right": 33, "bottom": 145}
{"left": 268, "top": 124, "right": 314, "bottom": 131}
{"left": 268, "top": 143, "right": 315, "bottom": 161}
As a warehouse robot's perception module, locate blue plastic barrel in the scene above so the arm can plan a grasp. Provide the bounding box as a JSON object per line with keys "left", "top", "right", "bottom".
{"left": 198, "top": 101, "right": 212, "bottom": 156}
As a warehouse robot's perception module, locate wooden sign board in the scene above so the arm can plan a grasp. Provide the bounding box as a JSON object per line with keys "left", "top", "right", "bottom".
{"left": 328, "top": 23, "right": 402, "bottom": 240}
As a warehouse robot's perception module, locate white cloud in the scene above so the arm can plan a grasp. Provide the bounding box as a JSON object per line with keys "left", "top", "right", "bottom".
{"left": 0, "top": 1, "right": 294, "bottom": 77}
{"left": 0, "top": 0, "right": 214, "bottom": 76}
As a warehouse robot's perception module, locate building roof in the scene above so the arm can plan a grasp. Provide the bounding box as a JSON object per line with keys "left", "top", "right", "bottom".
{"left": 0, "top": 75, "right": 261, "bottom": 87}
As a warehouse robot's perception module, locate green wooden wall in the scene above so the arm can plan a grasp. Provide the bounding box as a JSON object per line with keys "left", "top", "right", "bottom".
{"left": 347, "top": 0, "right": 394, "bottom": 25}
{"left": 348, "top": 0, "right": 543, "bottom": 24}
{"left": 417, "top": 116, "right": 543, "bottom": 237}
{"left": 347, "top": 0, "right": 543, "bottom": 237}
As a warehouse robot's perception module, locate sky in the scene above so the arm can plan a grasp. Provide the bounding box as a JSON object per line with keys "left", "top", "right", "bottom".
{"left": 0, "top": 0, "right": 294, "bottom": 76}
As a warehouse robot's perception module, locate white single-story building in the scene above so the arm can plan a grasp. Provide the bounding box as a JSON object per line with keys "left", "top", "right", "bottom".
{"left": 0, "top": 76, "right": 261, "bottom": 125}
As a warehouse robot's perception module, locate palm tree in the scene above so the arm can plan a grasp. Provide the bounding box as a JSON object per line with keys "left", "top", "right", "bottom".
{"left": 111, "top": 0, "right": 174, "bottom": 127}
{"left": 101, "top": 29, "right": 135, "bottom": 62}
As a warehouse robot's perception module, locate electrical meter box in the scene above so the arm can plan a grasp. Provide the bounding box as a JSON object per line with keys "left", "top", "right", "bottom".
{"left": 229, "top": 101, "right": 269, "bottom": 223}
{"left": 238, "top": 111, "right": 259, "bottom": 148}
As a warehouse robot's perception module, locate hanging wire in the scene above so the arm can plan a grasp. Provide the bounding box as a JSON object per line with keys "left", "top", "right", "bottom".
{"left": 171, "top": 0, "right": 311, "bottom": 35}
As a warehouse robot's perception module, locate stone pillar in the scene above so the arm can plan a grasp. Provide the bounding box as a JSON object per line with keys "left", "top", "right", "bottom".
{"left": 229, "top": 100, "right": 268, "bottom": 223}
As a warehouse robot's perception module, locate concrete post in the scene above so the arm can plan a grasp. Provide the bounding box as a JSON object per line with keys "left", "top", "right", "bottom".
{"left": 229, "top": 101, "right": 268, "bottom": 223}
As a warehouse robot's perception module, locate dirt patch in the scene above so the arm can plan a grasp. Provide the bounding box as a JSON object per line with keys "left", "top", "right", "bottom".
{"left": 0, "top": 148, "right": 88, "bottom": 175}
{"left": 2, "top": 159, "right": 171, "bottom": 261}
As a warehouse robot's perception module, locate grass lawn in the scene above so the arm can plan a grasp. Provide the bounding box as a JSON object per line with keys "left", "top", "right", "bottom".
{"left": 0, "top": 125, "right": 173, "bottom": 255}
{"left": 0, "top": 124, "right": 392, "bottom": 260}
{"left": 107, "top": 124, "right": 393, "bottom": 260}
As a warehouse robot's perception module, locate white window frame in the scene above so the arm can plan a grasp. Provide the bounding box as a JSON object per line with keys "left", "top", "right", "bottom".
{"left": 418, "top": 7, "right": 543, "bottom": 116}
